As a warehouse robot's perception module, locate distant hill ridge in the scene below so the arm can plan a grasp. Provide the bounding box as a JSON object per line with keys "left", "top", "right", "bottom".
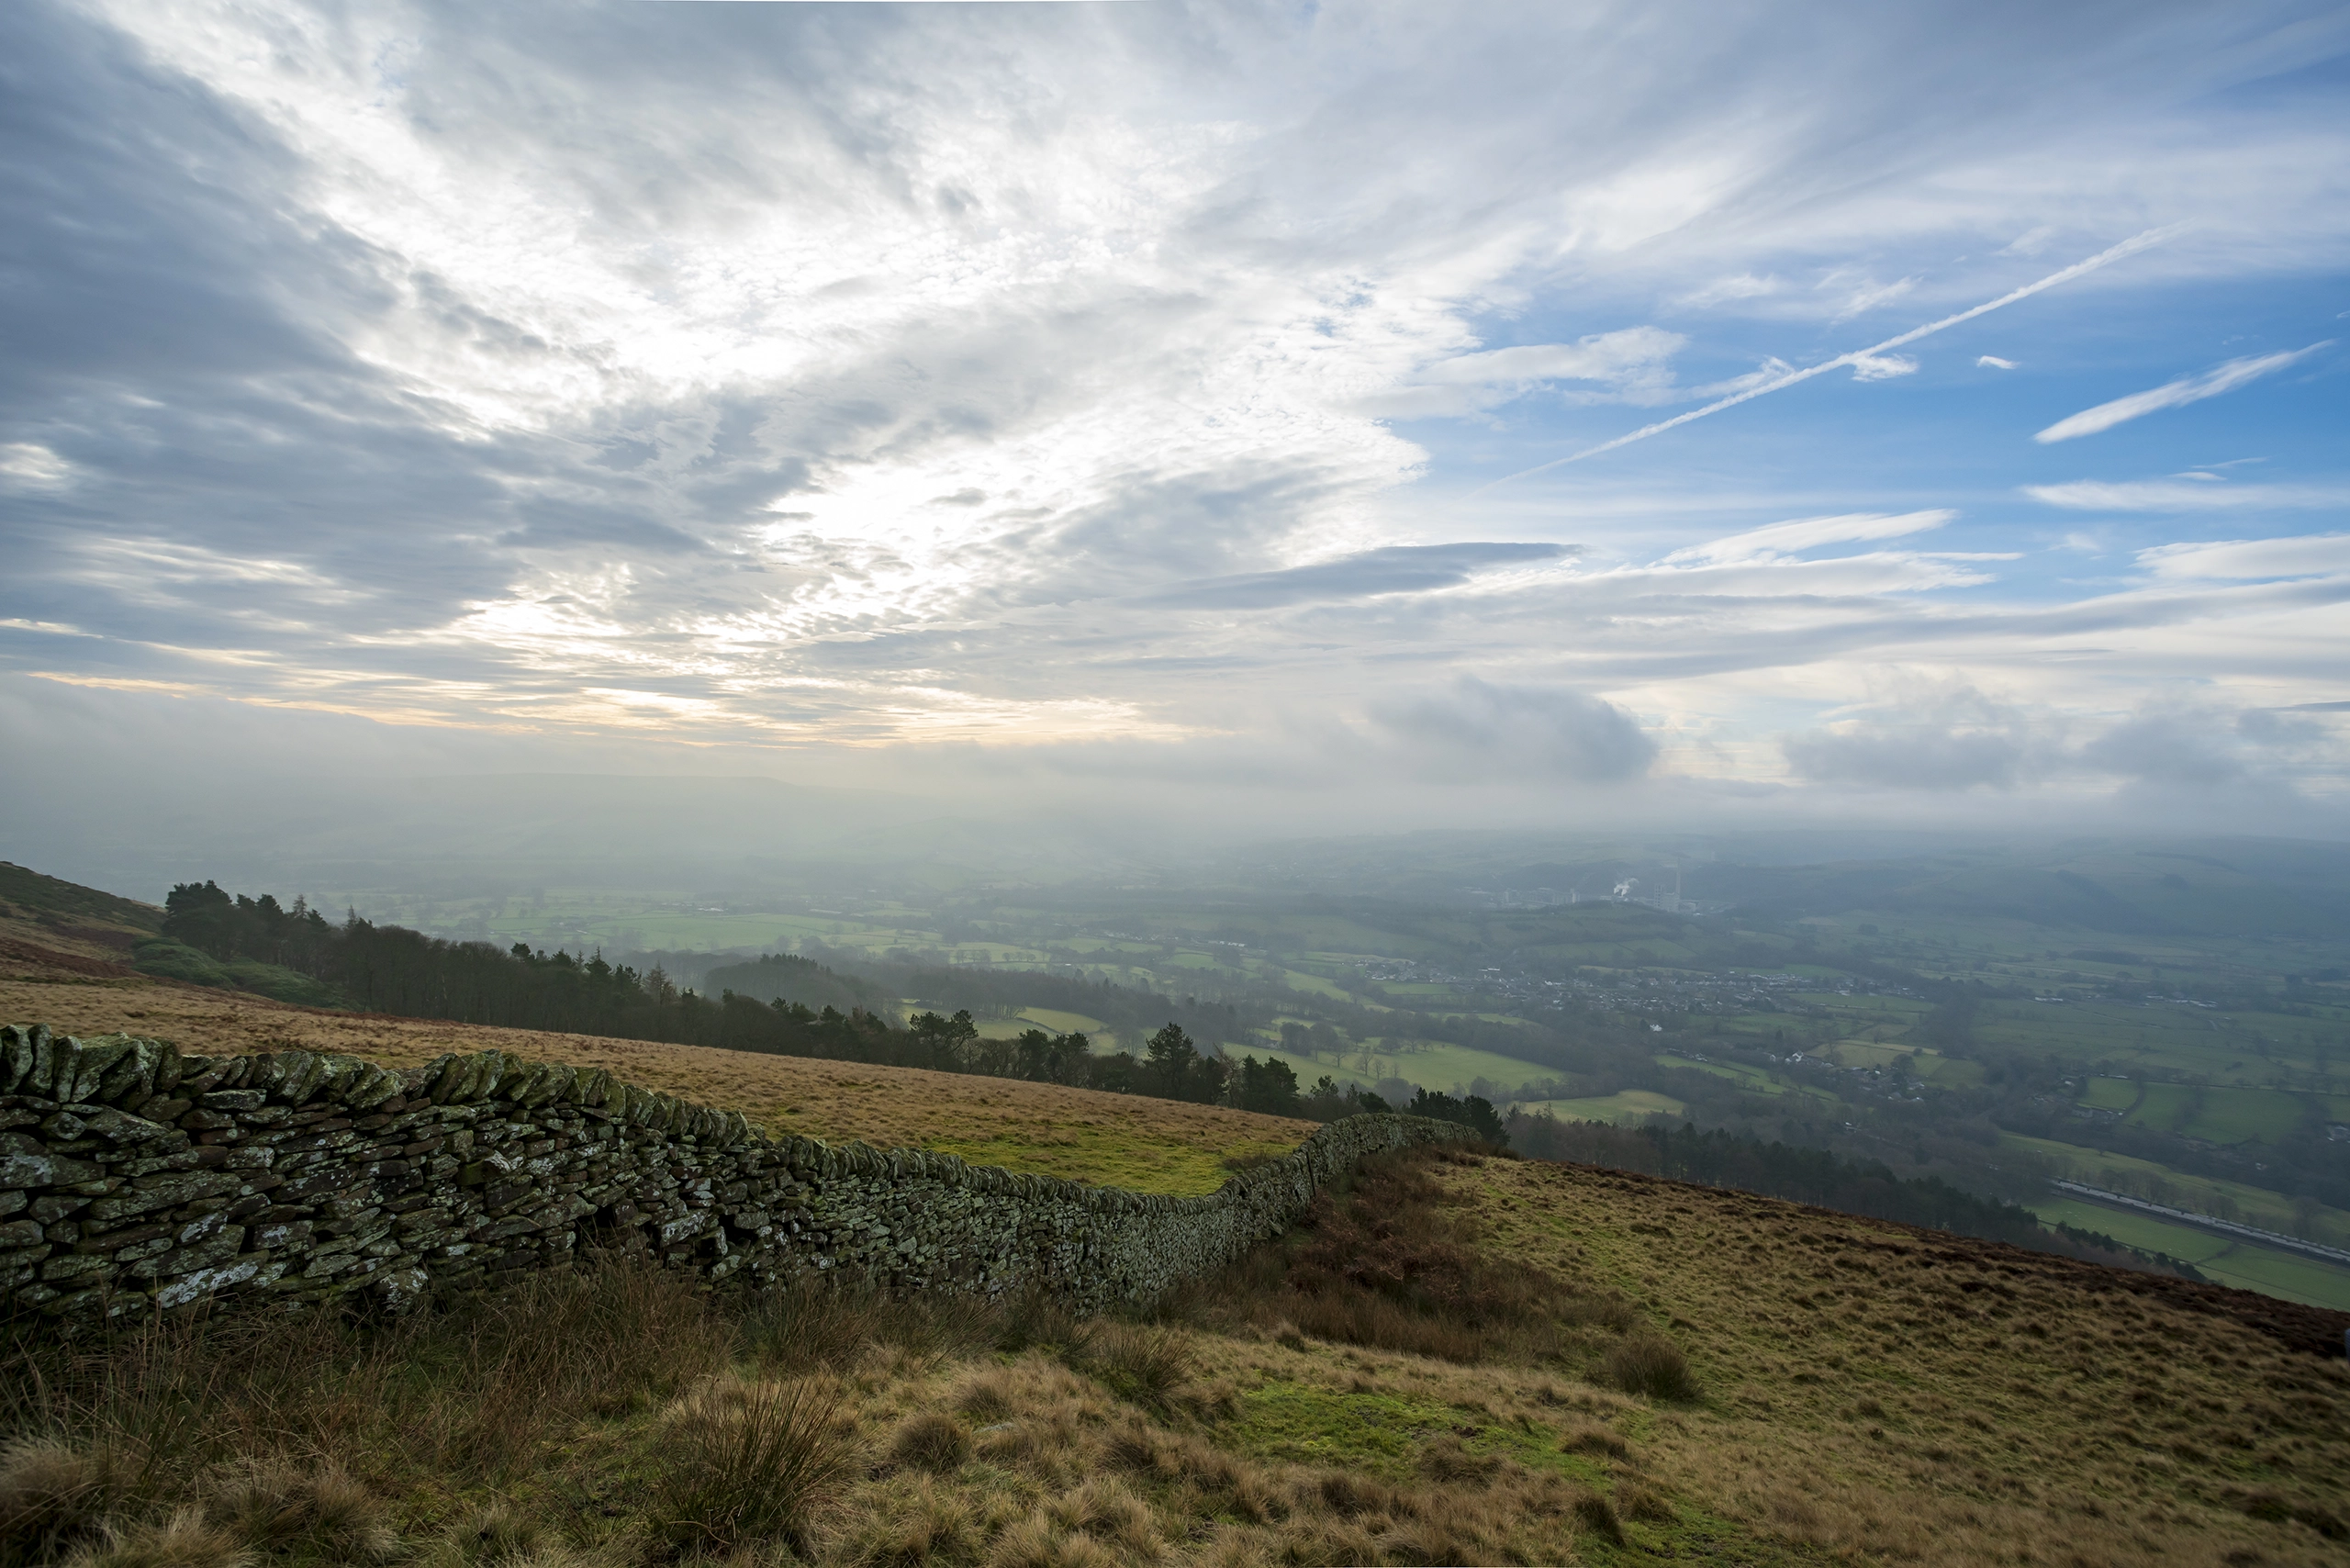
{"left": 0, "top": 860, "right": 162, "bottom": 960}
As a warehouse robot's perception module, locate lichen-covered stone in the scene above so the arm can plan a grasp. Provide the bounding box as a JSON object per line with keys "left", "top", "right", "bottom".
{"left": 0, "top": 1026, "right": 1465, "bottom": 1329}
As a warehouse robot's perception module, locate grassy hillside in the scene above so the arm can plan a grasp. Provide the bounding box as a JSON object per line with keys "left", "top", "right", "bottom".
{"left": 0, "top": 958, "right": 1308, "bottom": 1195}
{"left": 0, "top": 860, "right": 161, "bottom": 959}
{"left": 6, "top": 1139, "right": 2344, "bottom": 1568}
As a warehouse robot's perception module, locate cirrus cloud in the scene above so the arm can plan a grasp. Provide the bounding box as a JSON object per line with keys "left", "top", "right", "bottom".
{"left": 2034, "top": 342, "right": 2332, "bottom": 442}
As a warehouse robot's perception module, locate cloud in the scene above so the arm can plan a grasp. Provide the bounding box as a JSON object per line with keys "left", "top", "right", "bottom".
{"left": 2026, "top": 480, "right": 2350, "bottom": 511}
{"left": 2033, "top": 342, "right": 2332, "bottom": 442}
{"left": 1828, "top": 274, "right": 1919, "bottom": 321}
{"left": 1369, "top": 678, "right": 1655, "bottom": 784}
{"left": 1139, "top": 543, "right": 1572, "bottom": 610}
{"left": 1849, "top": 352, "right": 1919, "bottom": 381}
{"left": 1784, "top": 727, "right": 2031, "bottom": 790}
{"left": 1418, "top": 330, "right": 1686, "bottom": 388}
{"left": 0, "top": 443, "right": 74, "bottom": 489}
{"left": 1780, "top": 682, "right": 2047, "bottom": 790}
{"left": 6, "top": 0, "right": 2348, "bottom": 836}
{"left": 2135, "top": 533, "right": 2350, "bottom": 580}
{"left": 1372, "top": 328, "right": 1686, "bottom": 418}
{"left": 2078, "top": 710, "right": 2246, "bottom": 787}
{"left": 1665, "top": 510, "right": 1953, "bottom": 566}
{"left": 1675, "top": 274, "right": 1780, "bottom": 308}
{"left": 1782, "top": 689, "right": 2342, "bottom": 794}
{"left": 1977, "top": 355, "right": 2018, "bottom": 369}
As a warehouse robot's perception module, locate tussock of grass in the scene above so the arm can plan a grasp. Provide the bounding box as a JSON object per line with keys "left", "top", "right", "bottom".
{"left": 1067, "top": 1322, "right": 1196, "bottom": 1409}
{"left": 1618, "top": 1481, "right": 1675, "bottom": 1522}
{"left": 1572, "top": 1490, "right": 1627, "bottom": 1545}
{"left": 654, "top": 1375, "right": 856, "bottom": 1556}
{"left": 1599, "top": 1330, "right": 1699, "bottom": 1401}
{"left": 840, "top": 1473, "right": 980, "bottom": 1567}
{"left": 0, "top": 1437, "right": 109, "bottom": 1565}
{"left": 1414, "top": 1434, "right": 1501, "bottom": 1486}
{"left": 58, "top": 1506, "right": 247, "bottom": 1568}
{"left": 208, "top": 1462, "right": 393, "bottom": 1562}
{"left": 1561, "top": 1423, "right": 1628, "bottom": 1460}
{"left": 890, "top": 1411, "right": 973, "bottom": 1474}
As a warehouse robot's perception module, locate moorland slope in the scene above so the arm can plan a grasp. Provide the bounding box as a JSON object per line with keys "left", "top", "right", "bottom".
{"left": 0, "top": 936, "right": 1310, "bottom": 1194}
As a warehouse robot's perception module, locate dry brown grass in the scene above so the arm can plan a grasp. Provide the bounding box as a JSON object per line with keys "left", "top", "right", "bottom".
{"left": 58, "top": 1506, "right": 249, "bottom": 1568}
{"left": 0, "top": 967, "right": 1309, "bottom": 1193}
{"left": 1449, "top": 1153, "right": 2350, "bottom": 1567}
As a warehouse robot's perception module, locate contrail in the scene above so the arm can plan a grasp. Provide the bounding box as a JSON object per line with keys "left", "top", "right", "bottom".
{"left": 1468, "top": 224, "right": 2189, "bottom": 496}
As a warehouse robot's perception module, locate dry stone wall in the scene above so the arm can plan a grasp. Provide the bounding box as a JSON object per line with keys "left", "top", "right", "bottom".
{"left": 0, "top": 1023, "right": 1464, "bottom": 1327}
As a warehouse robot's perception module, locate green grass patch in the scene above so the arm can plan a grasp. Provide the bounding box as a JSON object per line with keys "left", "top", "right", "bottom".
{"left": 2028, "top": 1198, "right": 2233, "bottom": 1265}
{"left": 1017, "top": 1007, "right": 1104, "bottom": 1035}
{"left": 1228, "top": 1382, "right": 1603, "bottom": 1484}
{"left": 1240, "top": 1036, "right": 1554, "bottom": 1097}
{"left": 1515, "top": 1091, "right": 1687, "bottom": 1126}
{"left": 2035, "top": 1193, "right": 2350, "bottom": 1309}
{"left": 2076, "top": 1081, "right": 2321, "bottom": 1144}
{"left": 923, "top": 1127, "right": 1293, "bottom": 1196}
{"left": 1974, "top": 997, "right": 2329, "bottom": 1085}
{"left": 1656, "top": 1054, "right": 1790, "bottom": 1095}
{"left": 2197, "top": 1240, "right": 2350, "bottom": 1311}
{"left": 129, "top": 937, "right": 349, "bottom": 1009}
{"left": 2079, "top": 1077, "right": 2140, "bottom": 1112}
{"left": 1816, "top": 1039, "right": 1918, "bottom": 1070}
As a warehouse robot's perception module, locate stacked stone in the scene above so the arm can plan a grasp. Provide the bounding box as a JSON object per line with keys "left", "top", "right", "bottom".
{"left": 0, "top": 1023, "right": 1465, "bottom": 1328}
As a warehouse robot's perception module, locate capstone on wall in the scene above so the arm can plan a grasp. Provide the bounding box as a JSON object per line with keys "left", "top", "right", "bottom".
{"left": 0, "top": 1024, "right": 1463, "bottom": 1326}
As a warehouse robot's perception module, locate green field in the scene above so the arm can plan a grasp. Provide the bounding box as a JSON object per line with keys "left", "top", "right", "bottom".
{"left": 1787, "top": 991, "right": 1933, "bottom": 1037}
{"left": 1653, "top": 1052, "right": 1843, "bottom": 1101}
{"left": 2079, "top": 1076, "right": 2139, "bottom": 1112}
{"left": 964, "top": 1007, "right": 1125, "bottom": 1052}
{"left": 1267, "top": 965, "right": 1353, "bottom": 999}
{"left": 1974, "top": 997, "right": 2330, "bottom": 1085}
{"left": 1807, "top": 1037, "right": 1986, "bottom": 1087}
{"left": 1238, "top": 1032, "right": 1554, "bottom": 1097}
{"left": 1016, "top": 1007, "right": 1106, "bottom": 1036}
{"left": 2028, "top": 1196, "right": 2350, "bottom": 1311}
{"left": 1514, "top": 1090, "right": 1687, "bottom": 1126}
{"left": 2072, "top": 1077, "right": 2321, "bottom": 1144}
{"left": 2002, "top": 1131, "right": 2350, "bottom": 1249}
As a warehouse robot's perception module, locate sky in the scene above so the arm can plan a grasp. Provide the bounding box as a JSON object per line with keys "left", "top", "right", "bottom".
{"left": 5, "top": 0, "right": 2350, "bottom": 869}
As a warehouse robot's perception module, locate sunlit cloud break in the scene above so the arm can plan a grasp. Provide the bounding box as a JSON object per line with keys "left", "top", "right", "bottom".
{"left": 2034, "top": 342, "right": 2333, "bottom": 442}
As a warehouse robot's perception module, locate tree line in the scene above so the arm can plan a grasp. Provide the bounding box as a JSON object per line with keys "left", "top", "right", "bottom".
{"left": 155, "top": 881, "right": 1495, "bottom": 1129}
